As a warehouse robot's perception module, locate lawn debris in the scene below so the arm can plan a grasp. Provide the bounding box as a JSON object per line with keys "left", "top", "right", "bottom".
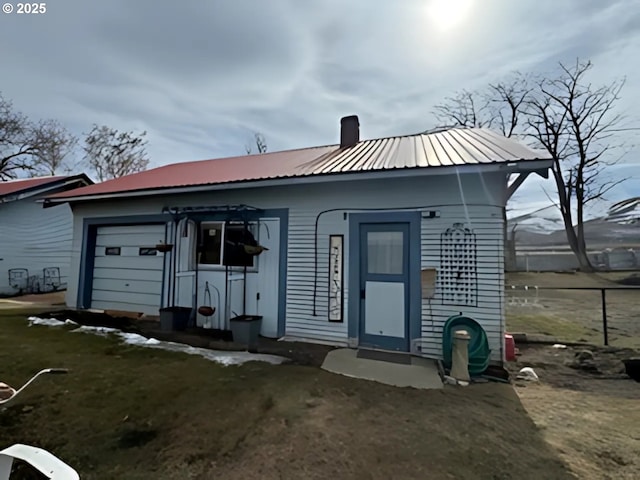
{"left": 516, "top": 367, "right": 539, "bottom": 382}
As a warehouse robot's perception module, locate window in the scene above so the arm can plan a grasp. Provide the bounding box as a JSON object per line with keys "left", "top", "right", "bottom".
{"left": 139, "top": 247, "right": 158, "bottom": 256}
{"left": 199, "top": 222, "right": 224, "bottom": 265}
{"left": 198, "top": 222, "right": 258, "bottom": 268}
{"left": 367, "top": 231, "right": 404, "bottom": 274}
{"left": 105, "top": 247, "right": 121, "bottom": 256}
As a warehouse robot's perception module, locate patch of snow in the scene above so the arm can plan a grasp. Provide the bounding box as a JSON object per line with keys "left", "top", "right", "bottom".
{"left": 26, "top": 318, "right": 286, "bottom": 366}
{"left": 71, "top": 325, "right": 120, "bottom": 335}
{"left": 27, "top": 317, "right": 79, "bottom": 327}
{"left": 28, "top": 317, "right": 65, "bottom": 327}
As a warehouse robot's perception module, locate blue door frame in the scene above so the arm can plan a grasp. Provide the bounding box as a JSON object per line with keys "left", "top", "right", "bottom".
{"left": 348, "top": 211, "right": 422, "bottom": 352}
{"left": 359, "top": 222, "right": 410, "bottom": 350}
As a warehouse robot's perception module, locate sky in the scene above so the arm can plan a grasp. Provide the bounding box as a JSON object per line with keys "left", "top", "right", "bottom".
{"left": 1, "top": 0, "right": 638, "bottom": 217}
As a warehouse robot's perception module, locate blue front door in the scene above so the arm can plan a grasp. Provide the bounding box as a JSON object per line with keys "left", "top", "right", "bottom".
{"left": 359, "top": 222, "right": 410, "bottom": 351}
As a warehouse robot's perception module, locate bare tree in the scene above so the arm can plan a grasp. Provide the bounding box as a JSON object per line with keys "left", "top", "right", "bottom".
{"left": 245, "top": 132, "right": 268, "bottom": 154}
{"left": 1, "top": 93, "right": 79, "bottom": 180}
{"left": 0, "top": 93, "right": 39, "bottom": 180}
{"left": 432, "top": 89, "right": 493, "bottom": 130}
{"left": 83, "top": 125, "right": 149, "bottom": 181}
{"left": 488, "top": 73, "right": 533, "bottom": 138}
{"left": 432, "top": 74, "right": 532, "bottom": 138}
{"left": 32, "top": 119, "right": 79, "bottom": 175}
{"left": 526, "top": 60, "right": 626, "bottom": 271}
{"left": 431, "top": 60, "right": 628, "bottom": 272}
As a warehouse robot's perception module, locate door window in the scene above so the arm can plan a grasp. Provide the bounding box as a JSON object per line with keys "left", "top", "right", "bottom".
{"left": 367, "top": 231, "right": 404, "bottom": 274}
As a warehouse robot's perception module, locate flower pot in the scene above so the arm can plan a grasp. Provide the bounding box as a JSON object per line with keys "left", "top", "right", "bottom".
{"left": 244, "top": 245, "right": 268, "bottom": 256}
{"left": 159, "top": 307, "right": 191, "bottom": 331}
{"left": 230, "top": 315, "right": 263, "bottom": 348}
{"left": 623, "top": 358, "right": 640, "bottom": 382}
{"left": 197, "top": 306, "right": 215, "bottom": 317}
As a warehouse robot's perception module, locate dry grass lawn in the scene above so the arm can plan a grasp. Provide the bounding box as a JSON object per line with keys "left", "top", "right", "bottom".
{"left": 0, "top": 308, "right": 573, "bottom": 480}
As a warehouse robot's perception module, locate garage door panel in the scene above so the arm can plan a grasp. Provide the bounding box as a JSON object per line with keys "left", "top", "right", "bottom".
{"left": 96, "top": 225, "right": 166, "bottom": 236}
{"left": 96, "top": 233, "right": 165, "bottom": 248}
{"left": 92, "top": 278, "right": 162, "bottom": 296}
{"left": 94, "top": 256, "right": 164, "bottom": 270}
{"left": 93, "top": 267, "right": 162, "bottom": 282}
{"left": 91, "top": 224, "right": 164, "bottom": 316}
{"left": 95, "top": 246, "right": 161, "bottom": 258}
{"left": 91, "top": 289, "right": 161, "bottom": 306}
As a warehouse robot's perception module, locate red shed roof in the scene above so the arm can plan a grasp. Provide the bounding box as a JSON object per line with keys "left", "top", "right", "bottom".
{"left": 46, "top": 128, "right": 551, "bottom": 203}
{"left": 0, "top": 176, "right": 67, "bottom": 197}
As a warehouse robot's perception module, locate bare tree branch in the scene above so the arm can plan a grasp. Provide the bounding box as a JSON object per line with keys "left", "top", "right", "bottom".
{"left": 83, "top": 125, "right": 149, "bottom": 182}
{"left": 245, "top": 132, "right": 268, "bottom": 154}
{"left": 32, "top": 119, "right": 79, "bottom": 175}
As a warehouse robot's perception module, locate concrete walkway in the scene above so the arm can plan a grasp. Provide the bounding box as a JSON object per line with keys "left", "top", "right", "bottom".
{"left": 0, "top": 292, "right": 65, "bottom": 310}
{"left": 321, "top": 348, "right": 443, "bottom": 389}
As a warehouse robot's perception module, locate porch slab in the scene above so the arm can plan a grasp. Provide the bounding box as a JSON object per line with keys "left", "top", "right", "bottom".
{"left": 321, "top": 348, "right": 443, "bottom": 389}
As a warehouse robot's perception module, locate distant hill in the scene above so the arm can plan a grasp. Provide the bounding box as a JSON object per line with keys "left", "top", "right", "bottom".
{"left": 507, "top": 197, "right": 640, "bottom": 248}
{"left": 607, "top": 197, "right": 640, "bottom": 224}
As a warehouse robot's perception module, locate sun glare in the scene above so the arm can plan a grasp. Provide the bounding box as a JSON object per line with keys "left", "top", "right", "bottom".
{"left": 427, "top": 0, "right": 473, "bottom": 31}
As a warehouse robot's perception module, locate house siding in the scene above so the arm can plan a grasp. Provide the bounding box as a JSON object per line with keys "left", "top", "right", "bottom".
{"left": 66, "top": 171, "right": 507, "bottom": 361}
{"left": 420, "top": 205, "right": 505, "bottom": 362}
{"left": 0, "top": 197, "right": 74, "bottom": 295}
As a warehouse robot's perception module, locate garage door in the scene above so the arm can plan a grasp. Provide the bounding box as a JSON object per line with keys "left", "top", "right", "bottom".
{"left": 91, "top": 224, "right": 165, "bottom": 315}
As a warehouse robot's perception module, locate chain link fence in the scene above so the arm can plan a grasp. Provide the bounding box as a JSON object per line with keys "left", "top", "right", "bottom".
{"left": 506, "top": 284, "right": 640, "bottom": 349}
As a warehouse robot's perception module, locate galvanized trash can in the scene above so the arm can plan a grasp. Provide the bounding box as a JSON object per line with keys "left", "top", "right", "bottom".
{"left": 230, "top": 315, "right": 263, "bottom": 350}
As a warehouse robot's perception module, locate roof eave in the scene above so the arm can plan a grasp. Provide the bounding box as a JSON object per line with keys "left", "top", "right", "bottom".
{"left": 43, "top": 159, "right": 553, "bottom": 207}
{"left": 2, "top": 174, "right": 94, "bottom": 204}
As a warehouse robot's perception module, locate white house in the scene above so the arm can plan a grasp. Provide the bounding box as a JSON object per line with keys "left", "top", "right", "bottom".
{"left": 0, "top": 175, "right": 93, "bottom": 296}
{"left": 44, "top": 117, "right": 551, "bottom": 363}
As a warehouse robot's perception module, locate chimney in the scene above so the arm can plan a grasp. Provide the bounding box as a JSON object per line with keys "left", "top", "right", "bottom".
{"left": 340, "top": 115, "right": 360, "bottom": 148}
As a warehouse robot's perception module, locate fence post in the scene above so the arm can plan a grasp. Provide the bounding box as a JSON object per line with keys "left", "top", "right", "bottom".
{"left": 601, "top": 288, "right": 608, "bottom": 346}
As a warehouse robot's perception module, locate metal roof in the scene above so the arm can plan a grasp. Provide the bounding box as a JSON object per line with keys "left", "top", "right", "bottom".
{"left": 0, "top": 176, "right": 67, "bottom": 198}
{"left": 47, "top": 128, "right": 551, "bottom": 202}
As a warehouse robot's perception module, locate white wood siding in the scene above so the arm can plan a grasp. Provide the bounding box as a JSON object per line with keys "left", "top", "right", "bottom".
{"left": 0, "top": 197, "right": 73, "bottom": 295}
{"left": 66, "top": 172, "right": 507, "bottom": 360}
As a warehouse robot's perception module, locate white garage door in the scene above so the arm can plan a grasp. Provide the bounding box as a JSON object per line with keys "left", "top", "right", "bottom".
{"left": 91, "top": 224, "right": 165, "bottom": 315}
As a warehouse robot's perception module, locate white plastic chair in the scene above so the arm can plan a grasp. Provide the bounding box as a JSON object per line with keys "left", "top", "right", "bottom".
{"left": 0, "top": 369, "right": 79, "bottom": 478}
{"left": 0, "top": 444, "right": 79, "bottom": 480}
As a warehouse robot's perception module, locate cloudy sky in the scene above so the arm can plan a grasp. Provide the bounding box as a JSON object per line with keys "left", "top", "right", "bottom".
{"left": 1, "top": 0, "right": 638, "bottom": 216}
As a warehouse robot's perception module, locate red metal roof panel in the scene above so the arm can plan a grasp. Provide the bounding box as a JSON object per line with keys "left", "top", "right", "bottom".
{"left": 48, "top": 128, "right": 550, "bottom": 201}
{"left": 0, "top": 176, "right": 67, "bottom": 197}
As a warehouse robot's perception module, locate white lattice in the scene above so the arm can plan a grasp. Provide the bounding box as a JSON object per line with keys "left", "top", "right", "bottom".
{"left": 440, "top": 223, "right": 477, "bottom": 306}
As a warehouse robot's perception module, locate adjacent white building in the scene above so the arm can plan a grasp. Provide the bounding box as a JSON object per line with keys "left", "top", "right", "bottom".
{"left": 0, "top": 175, "right": 93, "bottom": 295}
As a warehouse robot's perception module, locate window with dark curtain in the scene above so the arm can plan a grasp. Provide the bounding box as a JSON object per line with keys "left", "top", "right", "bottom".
{"left": 224, "top": 224, "right": 257, "bottom": 267}
{"left": 199, "top": 223, "right": 223, "bottom": 265}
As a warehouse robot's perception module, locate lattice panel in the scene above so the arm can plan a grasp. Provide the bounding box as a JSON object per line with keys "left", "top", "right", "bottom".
{"left": 440, "top": 223, "right": 478, "bottom": 306}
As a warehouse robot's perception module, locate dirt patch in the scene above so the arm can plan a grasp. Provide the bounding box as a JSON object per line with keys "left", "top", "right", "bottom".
{"left": 510, "top": 344, "right": 640, "bottom": 479}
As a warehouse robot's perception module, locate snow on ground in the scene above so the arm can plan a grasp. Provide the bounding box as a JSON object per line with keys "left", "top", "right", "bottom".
{"left": 26, "top": 317, "right": 286, "bottom": 366}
